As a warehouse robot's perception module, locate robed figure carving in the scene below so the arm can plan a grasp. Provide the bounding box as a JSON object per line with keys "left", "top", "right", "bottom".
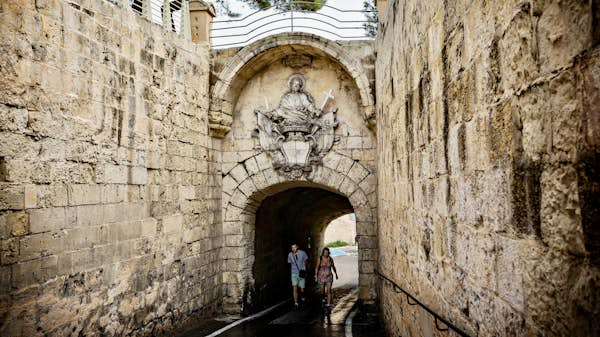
{"left": 256, "top": 75, "right": 338, "bottom": 178}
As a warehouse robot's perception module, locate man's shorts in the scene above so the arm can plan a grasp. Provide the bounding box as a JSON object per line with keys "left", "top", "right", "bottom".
{"left": 291, "top": 273, "right": 305, "bottom": 288}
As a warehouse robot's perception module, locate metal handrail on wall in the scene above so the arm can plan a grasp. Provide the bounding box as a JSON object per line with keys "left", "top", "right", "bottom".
{"left": 211, "top": 0, "right": 376, "bottom": 48}
{"left": 374, "top": 269, "right": 472, "bottom": 337}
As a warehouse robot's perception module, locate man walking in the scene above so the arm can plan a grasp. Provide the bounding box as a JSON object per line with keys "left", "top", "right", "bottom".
{"left": 287, "top": 243, "right": 308, "bottom": 308}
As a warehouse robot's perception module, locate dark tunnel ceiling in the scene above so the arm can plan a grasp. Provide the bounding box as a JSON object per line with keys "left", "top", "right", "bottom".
{"left": 259, "top": 187, "right": 354, "bottom": 234}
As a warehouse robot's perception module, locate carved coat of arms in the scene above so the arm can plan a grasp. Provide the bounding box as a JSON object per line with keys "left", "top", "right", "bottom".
{"left": 255, "top": 75, "right": 338, "bottom": 178}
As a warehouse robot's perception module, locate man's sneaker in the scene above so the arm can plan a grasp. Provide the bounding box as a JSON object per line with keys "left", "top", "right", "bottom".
{"left": 294, "top": 302, "right": 299, "bottom": 309}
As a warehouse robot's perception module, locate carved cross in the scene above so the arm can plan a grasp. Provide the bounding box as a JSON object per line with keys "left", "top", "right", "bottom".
{"left": 319, "top": 89, "right": 335, "bottom": 110}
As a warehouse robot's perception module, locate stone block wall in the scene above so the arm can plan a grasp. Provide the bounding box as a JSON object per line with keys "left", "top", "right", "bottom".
{"left": 0, "top": 0, "right": 221, "bottom": 335}
{"left": 376, "top": 1, "right": 599, "bottom": 336}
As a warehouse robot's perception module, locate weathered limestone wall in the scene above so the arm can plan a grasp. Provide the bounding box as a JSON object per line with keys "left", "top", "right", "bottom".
{"left": 376, "top": 1, "right": 599, "bottom": 336}
{"left": 0, "top": 1, "right": 221, "bottom": 335}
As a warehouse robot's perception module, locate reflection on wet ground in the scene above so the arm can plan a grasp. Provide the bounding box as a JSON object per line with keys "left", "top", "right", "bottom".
{"left": 174, "top": 252, "right": 386, "bottom": 337}
{"left": 176, "top": 288, "right": 387, "bottom": 337}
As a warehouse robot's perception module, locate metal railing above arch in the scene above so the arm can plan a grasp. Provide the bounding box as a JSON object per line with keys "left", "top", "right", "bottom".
{"left": 211, "top": 0, "right": 377, "bottom": 49}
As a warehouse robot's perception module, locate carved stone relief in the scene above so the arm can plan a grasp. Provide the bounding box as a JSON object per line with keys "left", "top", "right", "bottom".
{"left": 255, "top": 75, "right": 338, "bottom": 178}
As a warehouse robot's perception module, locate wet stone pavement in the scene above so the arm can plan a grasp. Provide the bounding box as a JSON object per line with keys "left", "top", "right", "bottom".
{"left": 174, "top": 251, "right": 386, "bottom": 337}
{"left": 351, "top": 304, "right": 388, "bottom": 337}
{"left": 175, "top": 288, "right": 387, "bottom": 337}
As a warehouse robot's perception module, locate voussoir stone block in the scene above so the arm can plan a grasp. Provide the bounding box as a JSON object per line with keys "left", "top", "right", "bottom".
{"left": 348, "top": 162, "right": 370, "bottom": 183}
{"left": 228, "top": 165, "right": 248, "bottom": 184}
{"left": 237, "top": 179, "right": 256, "bottom": 198}
{"left": 243, "top": 157, "right": 260, "bottom": 176}
{"left": 339, "top": 177, "right": 358, "bottom": 196}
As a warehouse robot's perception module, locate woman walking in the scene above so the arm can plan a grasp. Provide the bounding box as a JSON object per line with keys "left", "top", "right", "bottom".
{"left": 314, "top": 247, "right": 338, "bottom": 310}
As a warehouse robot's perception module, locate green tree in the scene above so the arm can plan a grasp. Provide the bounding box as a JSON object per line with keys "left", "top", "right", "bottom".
{"left": 363, "top": 0, "right": 378, "bottom": 37}
{"left": 251, "top": 0, "right": 327, "bottom": 11}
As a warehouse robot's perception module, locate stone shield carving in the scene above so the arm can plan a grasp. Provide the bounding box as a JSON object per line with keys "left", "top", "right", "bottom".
{"left": 255, "top": 75, "right": 338, "bottom": 178}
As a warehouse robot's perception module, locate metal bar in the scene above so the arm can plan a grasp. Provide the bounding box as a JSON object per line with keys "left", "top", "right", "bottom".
{"left": 211, "top": 17, "right": 298, "bottom": 38}
{"left": 131, "top": 0, "right": 143, "bottom": 14}
{"left": 213, "top": 24, "right": 367, "bottom": 41}
{"left": 406, "top": 293, "right": 418, "bottom": 306}
{"left": 212, "top": 26, "right": 290, "bottom": 47}
{"left": 213, "top": 5, "right": 278, "bottom": 24}
{"left": 212, "top": 25, "right": 368, "bottom": 48}
{"left": 435, "top": 317, "right": 450, "bottom": 332}
{"left": 290, "top": 0, "right": 377, "bottom": 12}
{"left": 289, "top": 0, "right": 294, "bottom": 32}
{"left": 211, "top": 11, "right": 369, "bottom": 31}
{"left": 212, "top": 12, "right": 291, "bottom": 31}
{"left": 211, "top": 17, "right": 365, "bottom": 39}
{"left": 374, "top": 269, "right": 472, "bottom": 337}
{"left": 289, "top": 11, "right": 368, "bottom": 24}
{"left": 213, "top": 2, "right": 375, "bottom": 24}
{"left": 209, "top": 0, "right": 376, "bottom": 48}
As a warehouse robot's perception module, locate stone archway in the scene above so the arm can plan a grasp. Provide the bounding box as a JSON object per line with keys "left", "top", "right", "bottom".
{"left": 209, "top": 32, "right": 376, "bottom": 137}
{"left": 213, "top": 32, "right": 377, "bottom": 314}
{"left": 220, "top": 151, "right": 377, "bottom": 313}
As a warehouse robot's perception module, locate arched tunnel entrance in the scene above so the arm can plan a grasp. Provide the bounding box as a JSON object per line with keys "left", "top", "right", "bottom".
{"left": 251, "top": 187, "right": 354, "bottom": 310}
{"left": 213, "top": 33, "right": 378, "bottom": 315}
{"left": 220, "top": 157, "right": 377, "bottom": 314}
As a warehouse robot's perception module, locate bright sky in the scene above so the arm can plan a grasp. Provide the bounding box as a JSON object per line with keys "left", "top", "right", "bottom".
{"left": 208, "top": 0, "right": 373, "bottom": 48}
